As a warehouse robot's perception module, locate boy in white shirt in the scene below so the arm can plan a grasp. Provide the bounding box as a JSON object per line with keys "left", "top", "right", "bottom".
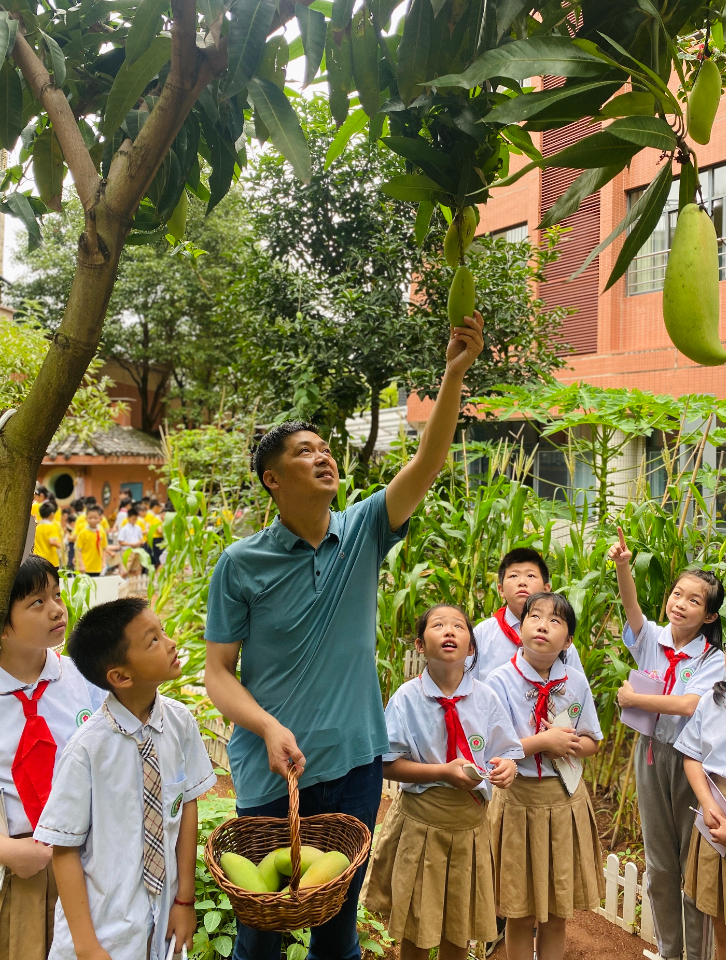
{"left": 471, "top": 548, "right": 584, "bottom": 684}
{"left": 35, "top": 598, "right": 216, "bottom": 960}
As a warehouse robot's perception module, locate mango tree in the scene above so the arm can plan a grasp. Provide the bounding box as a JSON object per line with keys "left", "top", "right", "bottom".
{"left": 0, "top": 0, "right": 719, "bottom": 618}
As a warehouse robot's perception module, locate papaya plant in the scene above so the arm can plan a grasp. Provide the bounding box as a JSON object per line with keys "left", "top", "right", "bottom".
{"left": 0, "top": 0, "right": 721, "bottom": 621}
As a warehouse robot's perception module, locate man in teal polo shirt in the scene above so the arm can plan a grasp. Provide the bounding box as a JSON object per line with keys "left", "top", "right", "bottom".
{"left": 205, "top": 312, "right": 484, "bottom": 960}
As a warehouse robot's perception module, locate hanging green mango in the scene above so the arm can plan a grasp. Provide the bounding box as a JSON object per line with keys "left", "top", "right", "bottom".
{"left": 663, "top": 203, "right": 726, "bottom": 365}
{"left": 443, "top": 206, "right": 477, "bottom": 267}
{"left": 447, "top": 265, "right": 476, "bottom": 328}
{"left": 687, "top": 58, "right": 722, "bottom": 145}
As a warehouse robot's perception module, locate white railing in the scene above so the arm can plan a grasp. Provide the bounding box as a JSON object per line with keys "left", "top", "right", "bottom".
{"left": 626, "top": 239, "right": 726, "bottom": 296}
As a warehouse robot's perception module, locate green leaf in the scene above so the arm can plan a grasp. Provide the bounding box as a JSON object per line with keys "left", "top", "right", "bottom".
{"left": 125, "top": 0, "right": 169, "bottom": 65}
{"left": 501, "top": 124, "right": 542, "bottom": 161}
{"left": 32, "top": 128, "right": 65, "bottom": 205}
{"left": 102, "top": 36, "right": 171, "bottom": 135}
{"left": 324, "top": 106, "right": 367, "bottom": 169}
{"left": 599, "top": 91, "right": 656, "bottom": 119}
{"left": 380, "top": 173, "right": 449, "bottom": 202}
{"left": 605, "top": 116, "right": 676, "bottom": 152}
{"left": 713, "top": 20, "right": 725, "bottom": 51}
{"left": 0, "top": 60, "right": 22, "bottom": 151}
{"left": 0, "top": 17, "right": 18, "bottom": 62}
{"left": 539, "top": 163, "right": 626, "bottom": 229}
{"left": 381, "top": 136, "right": 457, "bottom": 191}
{"left": 247, "top": 77, "right": 311, "bottom": 182}
{"left": 331, "top": 0, "right": 355, "bottom": 33}
{"left": 487, "top": 81, "right": 620, "bottom": 125}
{"left": 490, "top": 158, "right": 541, "bottom": 188}
{"left": 326, "top": 22, "right": 353, "bottom": 126}
{"left": 604, "top": 161, "right": 672, "bottom": 291}
{"left": 569, "top": 161, "right": 671, "bottom": 282}
{"left": 211, "top": 935, "right": 233, "bottom": 957}
{"left": 679, "top": 157, "right": 698, "bottom": 212}
{"left": 414, "top": 199, "right": 434, "bottom": 245}
{"left": 296, "top": 2, "right": 326, "bottom": 87}
{"left": 41, "top": 32, "right": 66, "bottom": 88}
{"left": 544, "top": 130, "right": 639, "bottom": 169}
{"left": 203, "top": 909, "right": 222, "bottom": 933}
{"left": 351, "top": 7, "right": 379, "bottom": 118}
{"left": 225, "top": 0, "right": 276, "bottom": 99}
{"left": 496, "top": 0, "right": 529, "bottom": 41}
{"left": 2, "top": 192, "right": 42, "bottom": 251}
{"left": 396, "top": 0, "right": 432, "bottom": 106}
{"left": 433, "top": 37, "right": 607, "bottom": 89}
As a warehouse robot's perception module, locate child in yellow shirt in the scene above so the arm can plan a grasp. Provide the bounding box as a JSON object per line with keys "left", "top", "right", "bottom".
{"left": 33, "top": 502, "right": 62, "bottom": 570}
{"left": 75, "top": 507, "right": 109, "bottom": 576}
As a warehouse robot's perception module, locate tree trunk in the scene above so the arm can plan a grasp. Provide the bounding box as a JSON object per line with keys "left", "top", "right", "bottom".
{"left": 359, "top": 387, "right": 381, "bottom": 465}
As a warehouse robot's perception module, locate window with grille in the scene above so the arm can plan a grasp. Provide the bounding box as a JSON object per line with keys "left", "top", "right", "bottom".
{"left": 627, "top": 166, "right": 726, "bottom": 295}
{"left": 491, "top": 223, "right": 528, "bottom": 242}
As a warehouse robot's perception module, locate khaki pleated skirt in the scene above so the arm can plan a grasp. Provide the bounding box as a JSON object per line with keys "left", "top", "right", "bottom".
{"left": 0, "top": 862, "right": 57, "bottom": 960}
{"left": 685, "top": 824, "right": 726, "bottom": 918}
{"left": 489, "top": 775, "right": 605, "bottom": 923}
{"left": 362, "top": 786, "right": 497, "bottom": 948}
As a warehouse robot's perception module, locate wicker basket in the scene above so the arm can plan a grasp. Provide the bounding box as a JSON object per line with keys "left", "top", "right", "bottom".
{"left": 204, "top": 767, "right": 372, "bottom": 931}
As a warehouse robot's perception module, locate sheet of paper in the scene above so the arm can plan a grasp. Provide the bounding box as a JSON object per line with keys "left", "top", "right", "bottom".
{"left": 695, "top": 774, "right": 726, "bottom": 857}
{"left": 550, "top": 710, "right": 583, "bottom": 796}
{"left": 620, "top": 670, "right": 665, "bottom": 736}
{"left": 0, "top": 789, "right": 8, "bottom": 890}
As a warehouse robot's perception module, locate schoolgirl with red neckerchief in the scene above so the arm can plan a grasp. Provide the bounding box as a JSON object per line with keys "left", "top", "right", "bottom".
{"left": 470, "top": 547, "right": 584, "bottom": 685}
{"left": 363, "top": 604, "right": 523, "bottom": 960}
{"left": 0, "top": 557, "right": 103, "bottom": 960}
{"left": 609, "top": 527, "right": 725, "bottom": 960}
{"left": 485, "top": 592, "right": 605, "bottom": 960}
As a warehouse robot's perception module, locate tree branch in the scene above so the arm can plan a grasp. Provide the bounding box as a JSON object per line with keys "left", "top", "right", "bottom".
{"left": 11, "top": 30, "right": 100, "bottom": 212}
{"left": 105, "top": 0, "right": 220, "bottom": 216}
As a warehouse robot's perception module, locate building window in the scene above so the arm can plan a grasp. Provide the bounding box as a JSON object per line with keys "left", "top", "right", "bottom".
{"left": 627, "top": 165, "right": 726, "bottom": 295}
{"left": 491, "top": 223, "right": 528, "bottom": 243}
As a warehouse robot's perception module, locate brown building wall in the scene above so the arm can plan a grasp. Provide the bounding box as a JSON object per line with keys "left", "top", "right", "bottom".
{"left": 39, "top": 460, "right": 166, "bottom": 514}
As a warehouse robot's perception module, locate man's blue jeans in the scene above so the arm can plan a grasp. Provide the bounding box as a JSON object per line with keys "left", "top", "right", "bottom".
{"left": 231, "top": 757, "right": 382, "bottom": 960}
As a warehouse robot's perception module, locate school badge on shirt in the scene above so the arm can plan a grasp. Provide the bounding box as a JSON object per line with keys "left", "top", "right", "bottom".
{"left": 76, "top": 708, "right": 92, "bottom": 726}
{"left": 680, "top": 666, "right": 694, "bottom": 684}
{"left": 468, "top": 735, "right": 485, "bottom": 752}
{"left": 567, "top": 702, "right": 582, "bottom": 722}
{"left": 171, "top": 793, "right": 183, "bottom": 817}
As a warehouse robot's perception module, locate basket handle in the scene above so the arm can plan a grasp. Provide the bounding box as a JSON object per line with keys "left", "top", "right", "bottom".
{"left": 287, "top": 765, "right": 302, "bottom": 894}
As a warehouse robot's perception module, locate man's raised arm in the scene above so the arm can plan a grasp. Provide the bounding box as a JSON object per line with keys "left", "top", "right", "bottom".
{"left": 386, "top": 313, "right": 484, "bottom": 531}
{"left": 204, "top": 641, "right": 306, "bottom": 777}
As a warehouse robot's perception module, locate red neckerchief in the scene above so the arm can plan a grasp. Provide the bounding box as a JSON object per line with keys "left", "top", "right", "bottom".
{"left": 494, "top": 606, "right": 522, "bottom": 647}
{"left": 662, "top": 646, "right": 692, "bottom": 696}
{"left": 510, "top": 654, "right": 567, "bottom": 779}
{"left": 435, "top": 696, "right": 476, "bottom": 764}
{"left": 11, "top": 679, "right": 57, "bottom": 829}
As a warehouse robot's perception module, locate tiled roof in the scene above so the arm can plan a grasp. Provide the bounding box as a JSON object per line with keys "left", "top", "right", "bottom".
{"left": 45, "top": 424, "right": 164, "bottom": 460}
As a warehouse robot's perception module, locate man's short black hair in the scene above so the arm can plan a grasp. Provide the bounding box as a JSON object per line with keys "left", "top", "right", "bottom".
{"left": 68, "top": 597, "right": 148, "bottom": 690}
{"left": 39, "top": 501, "right": 55, "bottom": 519}
{"left": 252, "top": 420, "right": 320, "bottom": 495}
{"left": 72, "top": 499, "right": 85, "bottom": 512}
{"left": 498, "top": 548, "right": 550, "bottom": 585}
{"left": 7, "top": 556, "right": 60, "bottom": 625}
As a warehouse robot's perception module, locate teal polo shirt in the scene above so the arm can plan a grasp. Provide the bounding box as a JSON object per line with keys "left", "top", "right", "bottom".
{"left": 205, "top": 488, "right": 408, "bottom": 807}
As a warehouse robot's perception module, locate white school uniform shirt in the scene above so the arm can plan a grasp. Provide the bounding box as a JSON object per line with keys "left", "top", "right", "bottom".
{"left": 675, "top": 689, "right": 726, "bottom": 777}
{"left": 486, "top": 648, "right": 603, "bottom": 778}
{"left": 0, "top": 651, "right": 104, "bottom": 836}
{"left": 383, "top": 667, "right": 524, "bottom": 799}
{"left": 35, "top": 692, "right": 216, "bottom": 960}
{"left": 622, "top": 618, "right": 725, "bottom": 745}
{"left": 469, "top": 606, "right": 585, "bottom": 684}
{"left": 119, "top": 520, "right": 144, "bottom": 546}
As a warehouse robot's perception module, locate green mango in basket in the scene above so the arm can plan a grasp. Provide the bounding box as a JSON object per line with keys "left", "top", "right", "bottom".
{"left": 274, "top": 845, "right": 325, "bottom": 877}
{"left": 220, "top": 852, "right": 268, "bottom": 892}
{"left": 257, "top": 850, "right": 285, "bottom": 892}
{"left": 298, "top": 851, "right": 351, "bottom": 889}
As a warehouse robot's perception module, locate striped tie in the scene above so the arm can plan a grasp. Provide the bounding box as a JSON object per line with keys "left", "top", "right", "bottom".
{"left": 103, "top": 700, "right": 165, "bottom": 894}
